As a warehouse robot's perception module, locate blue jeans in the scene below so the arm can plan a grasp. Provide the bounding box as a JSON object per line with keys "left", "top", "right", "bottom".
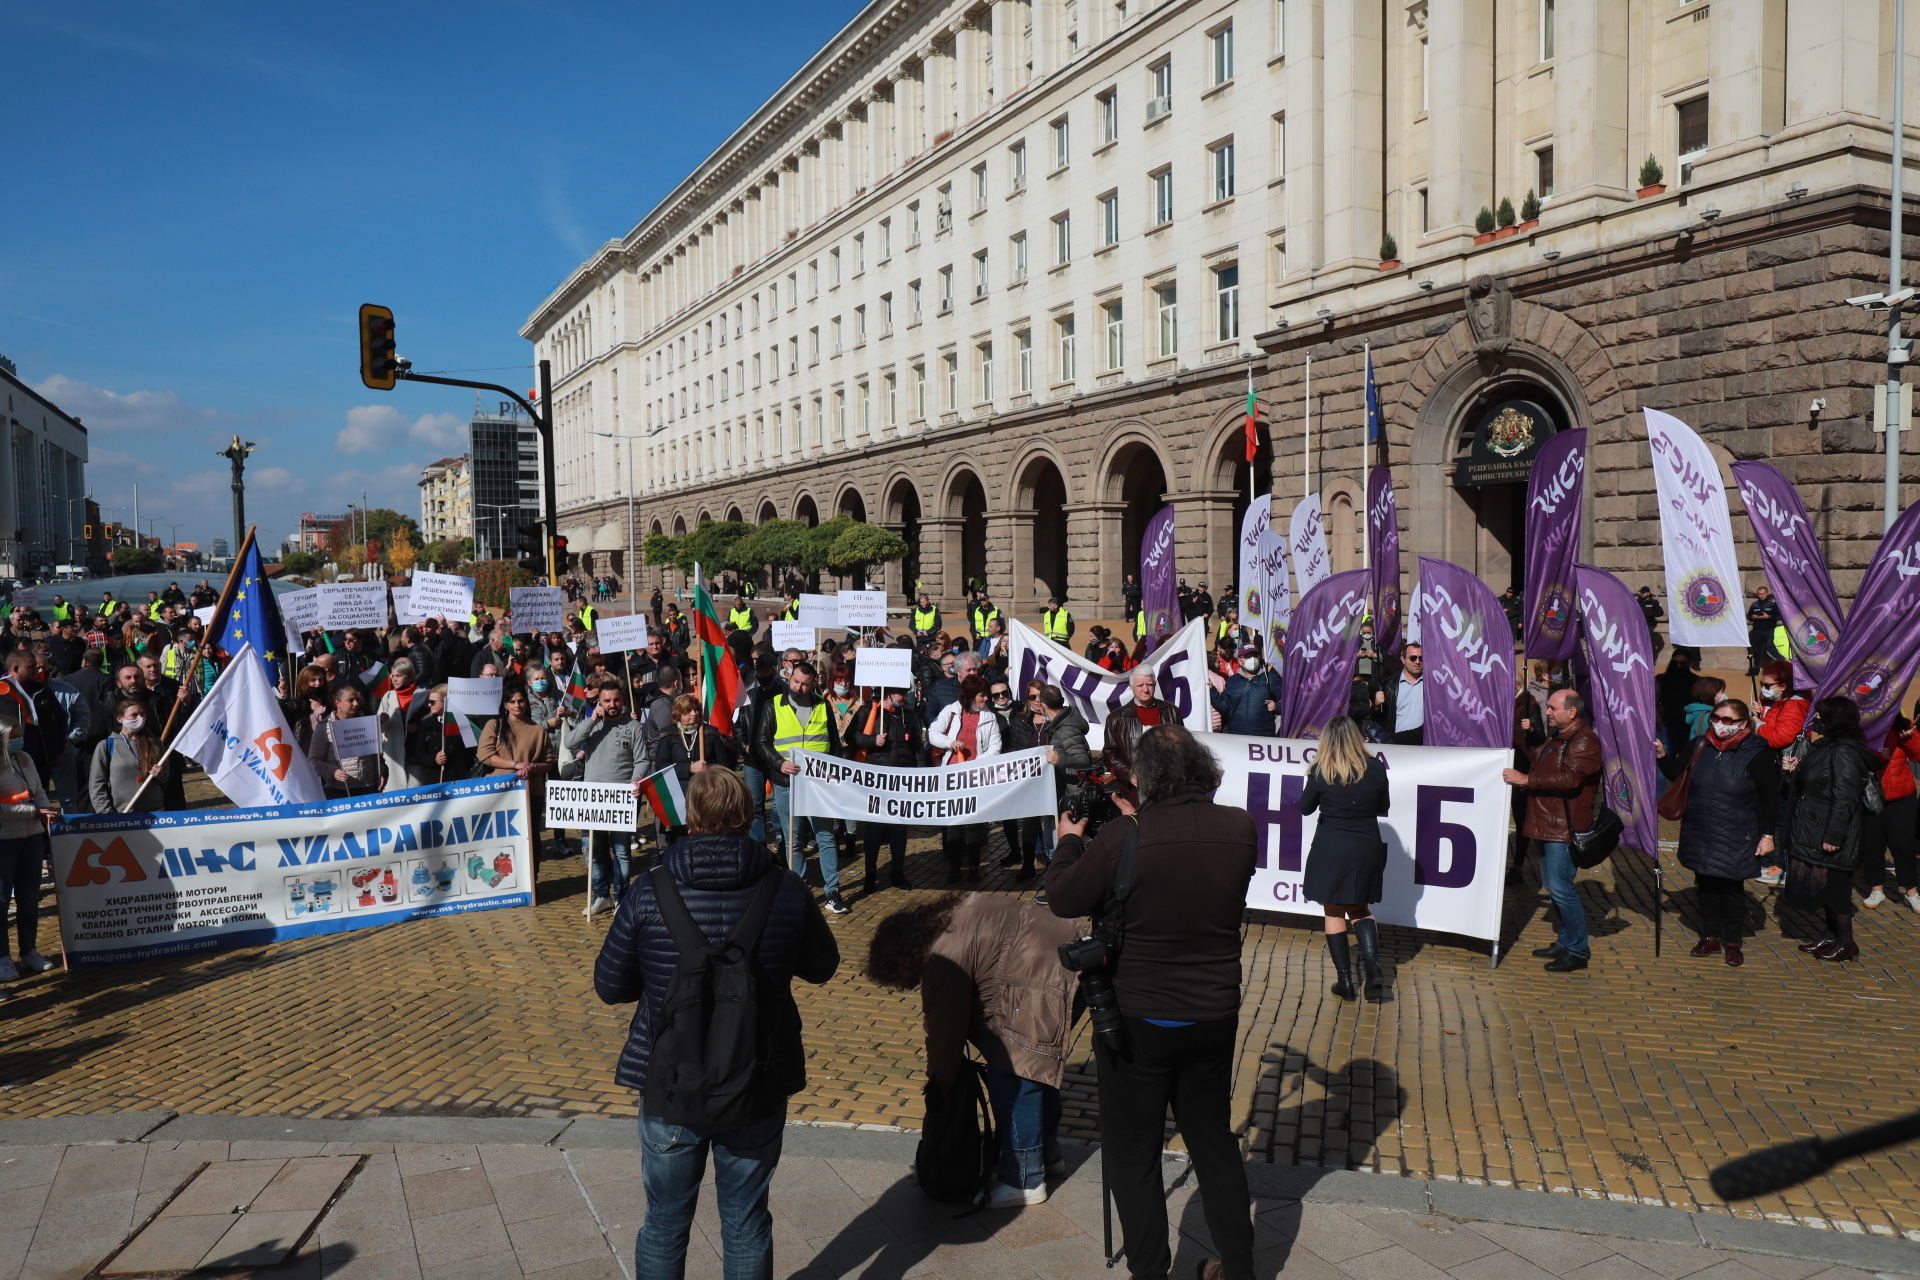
{"left": 0, "top": 834, "right": 41, "bottom": 962}
{"left": 983, "top": 1066, "right": 1062, "bottom": 1190}
{"left": 638, "top": 1108, "right": 784, "bottom": 1280}
{"left": 769, "top": 784, "right": 839, "bottom": 897}
{"left": 742, "top": 764, "right": 770, "bottom": 847}
{"left": 1539, "top": 840, "right": 1590, "bottom": 958}
{"left": 591, "top": 831, "right": 632, "bottom": 904}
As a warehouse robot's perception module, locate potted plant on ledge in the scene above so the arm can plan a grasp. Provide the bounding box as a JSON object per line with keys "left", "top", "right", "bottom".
{"left": 1379, "top": 233, "right": 1400, "bottom": 270}
{"left": 1493, "top": 197, "right": 1519, "bottom": 238}
{"left": 1637, "top": 155, "right": 1666, "bottom": 199}
{"left": 1518, "top": 190, "right": 1541, "bottom": 232}
{"left": 1474, "top": 207, "right": 1496, "bottom": 245}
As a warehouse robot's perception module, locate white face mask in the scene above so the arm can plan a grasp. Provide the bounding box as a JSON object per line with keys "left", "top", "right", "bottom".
{"left": 1759, "top": 686, "right": 1783, "bottom": 702}
{"left": 1241, "top": 658, "right": 1262, "bottom": 673}
{"left": 833, "top": 683, "right": 851, "bottom": 696}
{"left": 1711, "top": 720, "right": 1743, "bottom": 739}
{"left": 121, "top": 716, "right": 145, "bottom": 734}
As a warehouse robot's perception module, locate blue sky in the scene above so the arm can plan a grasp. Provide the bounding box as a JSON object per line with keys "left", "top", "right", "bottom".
{"left": 1, "top": 0, "right": 861, "bottom": 552}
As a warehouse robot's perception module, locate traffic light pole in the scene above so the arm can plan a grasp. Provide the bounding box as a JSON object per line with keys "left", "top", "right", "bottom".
{"left": 394, "top": 361, "right": 559, "bottom": 586}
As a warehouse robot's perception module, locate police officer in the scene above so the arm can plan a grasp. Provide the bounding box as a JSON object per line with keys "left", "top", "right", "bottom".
{"left": 780, "top": 590, "right": 801, "bottom": 622}
{"left": 1192, "top": 581, "right": 1215, "bottom": 621}
{"left": 1042, "top": 595, "right": 1073, "bottom": 646}
{"left": 969, "top": 594, "right": 1002, "bottom": 643}
{"left": 728, "top": 594, "right": 757, "bottom": 639}
{"left": 912, "top": 592, "right": 941, "bottom": 640}
{"left": 577, "top": 599, "right": 597, "bottom": 631}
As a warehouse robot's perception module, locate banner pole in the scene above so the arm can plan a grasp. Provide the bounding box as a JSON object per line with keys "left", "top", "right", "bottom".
{"left": 1303, "top": 356, "right": 1312, "bottom": 500}
{"left": 1653, "top": 863, "right": 1663, "bottom": 957}
{"left": 119, "top": 742, "right": 177, "bottom": 813}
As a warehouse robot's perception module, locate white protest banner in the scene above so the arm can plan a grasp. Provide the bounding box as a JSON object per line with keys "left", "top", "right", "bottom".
{"left": 595, "top": 613, "right": 651, "bottom": 654}
{"left": 1259, "top": 526, "right": 1292, "bottom": 672}
{"left": 1196, "top": 731, "right": 1510, "bottom": 942}
{"left": 1238, "top": 495, "right": 1272, "bottom": 633}
{"left": 391, "top": 587, "right": 422, "bottom": 625}
{"left": 1006, "top": 616, "right": 1210, "bottom": 750}
{"left": 447, "top": 677, "right": 503, "bottom": 718}
{"left": 1644, "top": 408, "right": 1747, "bottom": 648}
{"left": 318, "top": 581, "right": 388, "bottom": 630}
{"left": 194, "top": 606, "right": 216, "bottom": 627}
{"left": 839, "top": 590, "right": 888, "bottom": 628}
{"left": 853, "top": 646, "right": 914, "bottom": 689}
{"left": 509, "top": 586, "right": 566, "bottom": 633}
{"left": 11, "top": 586, "right": 38, "bottom": 611}
{"left": 278, "top": 587, "right": 323, "bottom": 637}
{"left": 791, "top": 747, "right": 1056, "bottom": 826}
{"left": 410, "top": 570, "right": 476, "bottom": 621}
{"left": 171, "top": 642, "right": 325, "bottom": 807}
{"left": 770, "top": 621, "right": 815, "bottom": 651}
{"left": 329, "top": 715, "right": 382, "bottom": 759}
{"left": 51, "top": 776, "right": 532, "bottom": 968}
{"left": 1288, "top": 493, "right": 1331, "bottom": 597}
{"left": 797, "top": 594, "right": 838, "bottom": 627}
{"left": 545, "top": 781, "right": 638, "bottom": 833}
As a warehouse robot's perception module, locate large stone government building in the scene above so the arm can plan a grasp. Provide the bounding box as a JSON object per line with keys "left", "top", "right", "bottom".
{"left": 525, "top": 0, "right": 1916, "bottom": 629}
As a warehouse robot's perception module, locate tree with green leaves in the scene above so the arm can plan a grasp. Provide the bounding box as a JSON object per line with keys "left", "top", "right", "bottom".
{"left": 731, "top": 520, "right": 813, "bottom": 583}
{"left": 280, "top": 550, "right": 321, "bottom": 576}
{"left": 112, "top": 546, "right": 161, "bottom": 575}
{"left": 825, "top": 521, "right": 910, "bottom": 575}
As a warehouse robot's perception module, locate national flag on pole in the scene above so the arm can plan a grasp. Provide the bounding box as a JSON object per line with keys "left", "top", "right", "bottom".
{"left": 362, "top": 661, "right": 391, "bottom": 701}
{"left": 638, "top": 766, "right": 687, "bottom": 827}
{"left": 173, "top": 642, "right": 326, "bottom": 806}
{"left": 691, "top": 561, "right": 742, "bottom": 737}
{"left": 207, "top": 531, "right": 291, "bottom": 684}
{"left": 442, "top": 712, "right": 478, "bottom": 748}
{"left": 563, "top": 668, "right": 591, "bottom": 714}
{"left": 1244, "top": 368, "right": 1260, "bottom": 462}
{"left": 1363, "top": 347, "right": 1383, "bottom": 445}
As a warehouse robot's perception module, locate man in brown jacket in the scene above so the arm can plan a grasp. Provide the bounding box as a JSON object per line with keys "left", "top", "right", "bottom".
{"left": 1503, "top": 688, "right": 1603, "bottom": 971}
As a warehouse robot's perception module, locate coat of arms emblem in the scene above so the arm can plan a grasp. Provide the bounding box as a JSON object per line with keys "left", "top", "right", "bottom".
{"left": 1485, "top": 406, "right": 1536, "bottom": 458}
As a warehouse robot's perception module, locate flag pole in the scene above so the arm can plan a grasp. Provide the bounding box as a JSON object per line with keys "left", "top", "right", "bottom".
{"left": 1362, "top": 344, "right": 1371, "bottom": 582}
{"left": 1303, "top": 356, "right": 1312, "bottom": 501}
{"left": 153, "top": 524, "right": 260, "bottom": 754}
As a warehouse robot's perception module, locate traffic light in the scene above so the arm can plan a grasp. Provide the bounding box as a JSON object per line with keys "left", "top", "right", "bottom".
{"left": 359, "top": 304, "right": 397, "bottom": 390}
{"left": 516, "top": 526, "right": 545, "bottom": 576}
{"left": 551, "top": 535, "right": 568, "bottom": 571}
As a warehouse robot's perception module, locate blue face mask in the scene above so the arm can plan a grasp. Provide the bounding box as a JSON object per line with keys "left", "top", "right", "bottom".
{"left": 6, "top": 737, "right": 24, "bottom": 753}
{"left": 531, "top": 679, "right": 551, "bottom": 693}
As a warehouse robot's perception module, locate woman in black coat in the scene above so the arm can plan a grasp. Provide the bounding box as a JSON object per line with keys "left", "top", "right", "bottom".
{"left": 1674, "top": 698, "right": 1779, "bottom": 967}
{"left": 1781, "top": 696, "right": 1879, "bottom": 962}
{"left": 1299, "top": 715, "right": 1392, "bottom": 1001}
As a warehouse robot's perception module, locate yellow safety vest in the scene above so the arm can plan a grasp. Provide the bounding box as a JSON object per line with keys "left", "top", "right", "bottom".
{"left": 147, "top": 602, "right": 164, "bottom": 619}
{"left": 729, "top": 606, "right": 755, "bottom": 631}
{"left": 1216, "top": 617, "right": 1233, "bottom": 641}
{"left": 1134, "top": 611, "right": 1148, "bottom": 639}
{"left": 1772, "top": 622, "right": 1789, "bottom": 657}
{"left": 913, "top": 605, "right": 940, "bottom": 631}
{"left": 971, "top": 605, "right": 1001, "bottom": 634}
{"left": 781, "top": 601, "right": 800, "bottom": 621}
{"left": 52, "top": 603, "right": 70, "bottom": 621}
{"left": 579, "top": 604, "right": 597, "bottom": 629}
{"left": 1043, "top": 607, "right": 1073, "bottom": 641}
{"left": 772, "top": 695, "right": 831, "bottom": 759}
{"left": 161, "top": 646, "right": 186, "bottom": 680}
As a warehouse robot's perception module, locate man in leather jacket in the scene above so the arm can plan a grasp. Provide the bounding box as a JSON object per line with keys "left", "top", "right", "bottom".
{"left": 1102, "top": 666, "right": 1185, "bottom": 809}
{"left": 1504, "top": 688, "right": 1602, "bottom": 972}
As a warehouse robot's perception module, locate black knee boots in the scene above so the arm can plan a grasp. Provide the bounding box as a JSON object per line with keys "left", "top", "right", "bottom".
{"left": 1352, "top": 917, "right": 1385, "bottom": 998}
{"left": 1325, "top": 932, "right": 1357, "bottom": 1001}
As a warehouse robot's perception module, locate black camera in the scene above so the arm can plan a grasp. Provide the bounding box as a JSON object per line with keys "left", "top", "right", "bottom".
{"left": 1058, "top": 932, "right": 1127, "bottom": 1053}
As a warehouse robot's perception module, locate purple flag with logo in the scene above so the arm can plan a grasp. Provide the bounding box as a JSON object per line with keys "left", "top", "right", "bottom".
{"left": 1815, "top": 499, "right": 1920, "bottom": 741}
{"left": 1413, "top": 557, "right": 1516, "bottom": 749}
{"left": 1573, "top": 564, "right": 1660, "bottom": 861}
{"left": 1367, "top": 467, "right": 1402, "bottom": 654}
{"left": 1278, "top": 569, "right": 1370, "bottom": 739}
{"left": 1523, "top": 428, "right": 1585, "bottom": 660}
{"left": 1730, "top": 460, "right": 1844, "bottom": 688}
{"left": 1139, "top": 505, "right": 1178, "bottom": 656}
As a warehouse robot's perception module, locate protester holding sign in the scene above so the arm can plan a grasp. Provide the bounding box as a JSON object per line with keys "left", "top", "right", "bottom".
{"left": 928, "top": 675, "right": 1001, "bottom": 884}
{"left": 408, "top": 685, "right": 473, "bottom": 783}
{"left": 1299, "top": 717, "right": 1392, "bottom": 1002}
{"left": 378, "top": 659, "right": 435, "bottom": 792}
{"left": 477, "top": 688, "right": 552, "bottom": 851}
{"left": 650, "top": 694, "right": 735, "bottom": 846}
{"left": 310, "top": 685, "right": 382, "bottom": 799}
{"left": 847, "top": 687, "right": 928, "bottom": 893}
{"left": 565, "top": 679, "right": 654, "bottom": 915}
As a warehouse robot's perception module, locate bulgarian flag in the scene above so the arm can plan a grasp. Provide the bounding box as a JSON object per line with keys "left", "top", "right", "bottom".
{"left": 637, "top": 766, "right": 687, "bottom": 827}
{"left": 691, "top": 562, "right": 742, "bottom": 737}
{"left": 1244, "top": 367, "right": 1260, "bottom": 462}
{"left": 363, "top": 661, "right": 391, "bottom": 701}
{"left": 562, "top": 668, "right": 591, "bottom": 714}
{"left": 442, "top": 712, "right": 477, "bottom": 748}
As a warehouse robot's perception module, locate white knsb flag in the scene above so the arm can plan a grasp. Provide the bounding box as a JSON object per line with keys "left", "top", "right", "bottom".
{"left": 1644, "top": 408, "right": 1748, "bottom": 648}
{"left": 174, "top": 643, "right": 326, "bottom": 807}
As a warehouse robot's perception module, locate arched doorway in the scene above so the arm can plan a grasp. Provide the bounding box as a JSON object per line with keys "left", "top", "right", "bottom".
{"left": 757, "top": 499, "right": 777, "bottom": 525}
{"left": 947, "top": 470, "right": 988, "bottom": 595}
{"left": 725, "top": 504, "right": 743, "bottom": 523}
{"left": 887, "top": 478, "right": 923, "bottom": 596}
{"left": 1445, "top": 380, "right": 1572, "bottom": 592}
{"left": 1015, "top": 455, "right": 1070, "bottom": 605}
{"left": 795, "top": 495, "right": 819, "bottom": 527}
{"left": 1112, "top": 443, "right": 1169, "bottom": 585}
{"left": 836, "top": 488, "right": 869, "bottom": 588}
{"left": 1215, "top": 422, "right": 1275, "bottom": 612}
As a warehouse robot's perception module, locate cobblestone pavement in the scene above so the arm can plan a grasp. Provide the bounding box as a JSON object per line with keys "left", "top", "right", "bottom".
{"left": 2, "top": 772, "right": 1917, "bottom": 1240}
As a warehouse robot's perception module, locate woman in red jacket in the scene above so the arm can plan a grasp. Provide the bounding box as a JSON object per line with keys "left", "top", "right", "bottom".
{"left": 1754, "top": 661, "right": 1810, "bottom": 886}
{"left": 1866, "top": 712, "right": 1920, "bottom": 913}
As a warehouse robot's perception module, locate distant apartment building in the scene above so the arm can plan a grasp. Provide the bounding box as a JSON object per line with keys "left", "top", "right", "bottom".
{"left": 467, "top": 402, "right": 541, "bottom": 562}
{"left": 418, "top": 455, "right": 473, "bottom": 547}
{"left": 295, "top": 512, "right": 344, "bottom": 557}
{"left": 0, "top": 354, "right": 90, "bottom": 579}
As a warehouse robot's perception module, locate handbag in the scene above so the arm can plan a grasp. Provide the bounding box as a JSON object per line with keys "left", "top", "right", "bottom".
{"left": 914, "top": 1059, "right": 997, "bottom": 1203}
{"left": 1563, "top": 794, "right": 1623, "bottom": 868}
{"left": 1655, "top": 741, "right": 1706, "bottom": 822}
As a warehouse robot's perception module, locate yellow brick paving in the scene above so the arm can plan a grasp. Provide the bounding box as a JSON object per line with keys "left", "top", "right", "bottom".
{"left": 2, "top": 772, "right": 1917, "bottom": 1238}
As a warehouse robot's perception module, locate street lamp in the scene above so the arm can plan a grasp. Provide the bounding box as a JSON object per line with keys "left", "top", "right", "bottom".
{"left": 475, "top": 503, "right": 514, "bottom": 564}
{"left": 586, "top": 430, "right": 639, "bottom": 614}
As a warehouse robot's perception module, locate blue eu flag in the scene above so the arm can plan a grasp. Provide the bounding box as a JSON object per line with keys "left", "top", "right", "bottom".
{"left": 1364, "top": 348, "right": 1382, "bottom": 445}
{"left": 207, "top": 539, "right": 289, "bottom": 684}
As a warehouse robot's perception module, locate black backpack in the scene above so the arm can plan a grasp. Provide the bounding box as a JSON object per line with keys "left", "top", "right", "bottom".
{"left": 643, "top": 864, "right": 784, "bottom": 1129}
{"left": 915, "top": 1060, "right": 997, "bottom": 1203}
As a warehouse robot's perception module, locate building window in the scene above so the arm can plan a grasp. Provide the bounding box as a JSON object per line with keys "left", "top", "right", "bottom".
{"left": 1155, "top": 285, "right": 1177, "bottom": 357}
{"left": 913, "top": 364, "right": 928, "bottom": 419}
{"left": 1211, "top": 140, "right": 1235, "bottom": 201}
{"left": 1012, "top": 232, "right": 1028, "bottom": 281}
{"left": 809, "top": 327, "right": 820, "bottom": 363}
{"left": 1010, "top": 141, "right": 1027, "bottom": 191}
{"left": 1054, "top": 212, "right": 1073, "bottom": 263}
{"left": 1100, "top": 90, "right": 1119, "bottom": 143}
{"left": 1104, "top": 301, "right": 1124, "bottom": 369}
{"left": 1274, "top": 113, "right": 1287, "bottom": 174}
{"left": 854, "top": 234, "right": 865, "bottom": 273}
{"left": 787, "top": 273, "right": 797, "bottom": 307}
{"left": 1057, "top": 315, "right": 1076, "bottom": 381}
{"left": 1052, "top": 116, "right": 1071, "bottom": 168}
{"left": 1419, "top": 187, "right": 1430, "bottom": 233}
{"left": 1148, "top": 59, "right": 1172, "bottom": 120}
{"left": 885, "top": 373, "right": 898, "bottom": 426}
{"left": 944, "top": 353, "right": 959, "bottom": 408}
{"left": 939, "top": 265, "right": 954, "bottom": 309}
{"left": 879, "top": 218, "right": 892, "bottom": 259}
{"left": 809, "top": 260, "right": 819, "bottom": 296}
{"left": 812, "top": 396, "right": 824, "bottom": 445}
{"left": 1419, "top": 38, "right": 1429, "bottom": 112}
{"left": 752, "top": 352, "right": 762, "bottom": 385}
{"left": 1215, "top": 265, "right": 1239, "bottom": 341}
{"left": 938, "top": 184, "right": 952, "bottom": 232}
{"left": 1152, "top": 169, "right": 1174, "bottom": 225}
{"left": 830, "top": 247, "right": 841, "bottom": 285}
{"left": 909, "top": 279, "right": 923, "bottom": 321}
{"left": 1016, "top": 329, "right": 1033, "bottom": 391}
{"left": 908, "top": 202, "right": 921, "bottom": 244}
{"left": 830, "top": 317, "right": 842, "bottom": 353}
{"left": 1273, "top": 0, "right": 1285, "bottom": 56}
{"left": 974, "top": 250, "right": 990, "bottom": 297}
{"left": 881, "top": 292, "right": 894, "bottom": 333}
{"left": 859, "top": 382, "right": 870, "bottom": 432}
{"left": 834, "top": 389, "right": 846, "bottom": 440}
{"left": 972, "top": 163, "right": 989, "bottom": 211}
{"left": 1540, "top": 0, "right": 1555, "bottom": 61}
{"left": 789, "top": 336, "right": 799, "bottom": 372}
{"left": 978, "top": 342, "right": 994, "bottom": 401}
{"left": 1678, "top": 96, "right": 1709, "bottom": 183}
{"left": 1210, "top": 25, "right": 1234, "bottom": 85}
{"left": 855, "top": 305, "right": 867, "bottom": 343}
{"left": 1536, "top": 146, "right": 1555, "bottom": 199}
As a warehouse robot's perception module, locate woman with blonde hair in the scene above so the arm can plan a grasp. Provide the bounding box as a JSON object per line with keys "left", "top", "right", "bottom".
{"left": 1299, "top": 715, "right": 1392, "bottom": 1001}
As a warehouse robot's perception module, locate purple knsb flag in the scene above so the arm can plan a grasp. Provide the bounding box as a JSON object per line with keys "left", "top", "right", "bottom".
{"left": 1730, "top": 460, "right": 1844, "bottom": 688}
{"left": 1815, "top": 499, "right": 1920, "bottom": 741}
{"left": 1413, "top": 557, "right": 1515, "bottom": 749}
{"left": 1278, "top": 569, "right": 1370, "bottom": 739}
{"left": 1523, "top": 428, "right": 1585, "bottom": 660}
{"left": 1367, "top": 467, "right": 1402, "bottom": 654}
{"left": 1573, "top": 564, "right": 1660, "bottom": 861}
{"left": 1139, "top": 505, "right": 1179, "bottom": 656}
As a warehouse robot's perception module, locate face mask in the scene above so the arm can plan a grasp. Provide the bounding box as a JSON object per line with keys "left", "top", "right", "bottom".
{"left": 1759, "top": 686, "right": 1782, "bottom": 702}
{"left": 833, "top": 683, "right": 851, "bottom": 696}
{"left": 1242, "top": 658, "right": 1262, "bottom": 673}
{"left": 6, "top": 738, "right": 23, "bottom": 753}
{"left": 531, "top": 679, "right": 551, "bottom": 692}
{"left": 121, "top": 717, "right": 145, "bottom": 734}
{"left": 1711, "top": 720, "right": 1743, "bottom": 739}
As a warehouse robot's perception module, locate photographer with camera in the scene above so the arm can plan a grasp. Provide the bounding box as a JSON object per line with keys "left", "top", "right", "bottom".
{"left": 1047, "top": 725, "right": 1258, "bottom": 1280}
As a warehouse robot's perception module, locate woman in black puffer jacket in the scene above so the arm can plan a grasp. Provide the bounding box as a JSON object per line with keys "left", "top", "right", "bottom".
{"left": 593, "top": 769, "right": 839, "bottom": 1280}
{"left": 1674, "top": 697, "right": 1779, "bottom": 967}
{"left": 1780, "top": 696, "right": 1880, "bottom": 962}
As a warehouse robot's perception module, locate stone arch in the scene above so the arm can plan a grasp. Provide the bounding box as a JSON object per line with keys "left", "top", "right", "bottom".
{"left": 1196, "top": 395, "right": 1280, "bottom": 606}
{"left": 938, "top": 462, "right": 990, "bottom": 601}
{"left": 1098, "top": 424, "right": 1176, "bottom": 588}
{"left": 834, "top": 484, "right": 868, "bottom": 522}
{"left": 1008, "top": 444, "right": 1073, "bottom": 607}
{"left": 792, "top": 492, "right": 820, "bottom": 526}
{"left": 936, "top": 452, "right": 995, "bottom": 516}
{"left": 1323, "top": 474, "right": 1365, "bottom": 573}
{"left": 725, "top": 503, "right": 744, "bottom": 523}
{"left": 882, "top": 471, "right": 925, "bottom": 597}
{"left": 1095, "top": 423, "right": 1178, "bottom": 504}
{"left": 755, "top": 497, "right": 778, "bottom": 525}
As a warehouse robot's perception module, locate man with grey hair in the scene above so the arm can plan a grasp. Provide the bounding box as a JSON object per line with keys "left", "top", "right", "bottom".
{"left": 1504, "top": 688, "right": 1602, "bottom": 973}
{"left": 1101, "top": 665, "right": 1185, "bottom": 810}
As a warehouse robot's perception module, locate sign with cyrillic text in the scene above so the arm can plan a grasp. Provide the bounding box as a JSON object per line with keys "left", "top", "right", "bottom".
{"left": 508, "top": 586, "right": 566, "bottom": 634}
{"left": 544, "top": 780, "right": 638, "bottom": 833}
{"left": 410, "top": 571, "right": 475, "bottom": 621}
{"left": 838, "top": 590, "right": 888, "bottom": 628}
{"left": 278, "top": 587, "right": 323, "bottom": 636}
{"left": 447, "top": 677, "right": 503, "bottom": 718}
{"left": 770, "top": 621, "right": 814, "bottom": 652}
{"left": 790, "top": 746, "right": 1056, "bottom": 826}
{"left": 852, "top": 646, "right": 914, "bottom": 689}
{"left": 317, "top": 581, "right": 388, "bottom": 630}
{"left": 797, "top": 594, "right": 838, "bottom": 627}
{"left": 595, "top": 613, "right": 651, "bottom": 654}
{"left": 328, "top": 715, "right": 381, "bottom": 759}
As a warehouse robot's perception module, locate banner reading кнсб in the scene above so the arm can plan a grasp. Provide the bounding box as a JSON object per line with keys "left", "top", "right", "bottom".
{"left": 51, "top": 777, "right": 533, "bottom": 968}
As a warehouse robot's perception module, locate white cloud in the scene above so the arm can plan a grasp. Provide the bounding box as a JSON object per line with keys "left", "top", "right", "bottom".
{"left": 408, "top": 412, "right": 466, "bottom": 450}
{"left": 338, "top": 407, "right": 466, "bottom": 455}
{"left": 33, "top": 374, "right": 217, "bottom": 435}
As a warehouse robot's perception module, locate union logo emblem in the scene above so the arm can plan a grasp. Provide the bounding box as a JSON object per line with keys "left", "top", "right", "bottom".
{"left": 1680, "top": 572, "right": 1729, "bottom": 624}
{"left": 1848, "top": 661, "right": 1899, "bottom": 715}
{"left": 1797, "top": 612, "right": 1836, "bottom": 657}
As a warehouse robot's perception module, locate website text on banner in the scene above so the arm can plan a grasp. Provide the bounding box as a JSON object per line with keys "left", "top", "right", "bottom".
{"left": 1197, "top": 731, "right": 1510, "bottom": 943}
{"left": 1006, "top": 616, "right": 1211, "bottom": 750}
{"left": 789, "top": 746, "right": 1057, "bottom": 825}
{"left": 51, "top": 776, "right": 534, "bottom": 968}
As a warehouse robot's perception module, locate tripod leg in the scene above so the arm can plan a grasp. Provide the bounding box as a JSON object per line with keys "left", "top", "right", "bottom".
{"left": 1102, "top": 1148, "right": 1116, "bottom": 1267}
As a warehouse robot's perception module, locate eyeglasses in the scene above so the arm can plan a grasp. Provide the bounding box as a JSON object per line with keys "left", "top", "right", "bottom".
{"left": 1710, "top": 716, "right": 1744, "bottom": 725}
{"left": 1403, "top": 656, "right": 1423, "bottom": 663}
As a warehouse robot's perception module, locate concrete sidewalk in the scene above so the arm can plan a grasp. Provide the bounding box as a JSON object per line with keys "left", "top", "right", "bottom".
{"left": 0, "top": 1114, "right": 1907, "bottom": 1280}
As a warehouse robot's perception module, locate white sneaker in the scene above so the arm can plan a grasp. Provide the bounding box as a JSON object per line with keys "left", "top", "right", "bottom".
{"left": 1865, "top": 889, "right": 1888, "bottom": 908}
{"left": 586, "top": 897, "right": 611, "bottom": 917}
{"left": 19, "top": 952, "right": 51, "bottom": 975}
{"left": 1757, "top": 867, "right": 1783, "bottom": 886}
{"left": 0, "top": 957, "right": 18, "bottom": 982}
{"left": 983, "top": 1181, "right": 1049, "bottom": 1208}
{"left": 1907, "top": 892, "right": 1920, "bottom": 916}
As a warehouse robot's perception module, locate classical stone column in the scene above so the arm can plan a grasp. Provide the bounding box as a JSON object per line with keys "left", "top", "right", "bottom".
{"left": 1166, "top": 490, "right": 1240, "bottom": 597}
{"left": 984, "top": 509, "right": 1025, "bottom": 614}
{"left": 990, "top": 0, "right": 1018, "bottom": 107}
{"left": 1065, "top": 501, "right": 1125, "bottom": 617}
{"left": 1546, "top": 0, "right": 1631, "bottom": 217}
{"left": 919, "top": 515, "right": 964, "bottom": 609}
{"left": 1282, "top": 0, "right": 1326, "bottom": 276}
{"left": 1031, "top": 0, "right": 1058, "bottom": 80}
{"left": 1425, "top": 0, "right": 1493, "bottom": 248}
{"left": 1320, "top": 0, "right": 1384, "bottom": 271}
{"left": 1785, "top": 0, "right": 1881, "bottom": 124}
